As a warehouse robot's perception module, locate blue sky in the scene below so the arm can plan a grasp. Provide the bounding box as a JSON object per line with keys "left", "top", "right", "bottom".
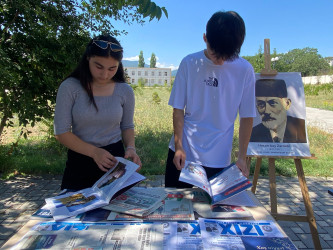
{"left": 115, "top": 0, "right": 333, "bottom": 70}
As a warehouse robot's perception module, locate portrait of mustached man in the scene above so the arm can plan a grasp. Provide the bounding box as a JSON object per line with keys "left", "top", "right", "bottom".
{"left": 250, "top": 79, "right": 307, "bottom": 143}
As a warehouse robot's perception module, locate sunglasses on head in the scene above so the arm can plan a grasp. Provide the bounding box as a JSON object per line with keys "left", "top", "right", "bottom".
{"left": 92, "top": 40, "right": 123, "bottom": 52}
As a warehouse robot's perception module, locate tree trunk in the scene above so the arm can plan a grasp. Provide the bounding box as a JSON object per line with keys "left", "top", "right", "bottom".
{"left": 0, "top": 115, "right": 8, "bottom": 140}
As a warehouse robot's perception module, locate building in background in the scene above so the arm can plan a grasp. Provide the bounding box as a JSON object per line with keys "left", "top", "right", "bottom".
{"left": 125, "top": 67, "right": 172, "bottom": 86}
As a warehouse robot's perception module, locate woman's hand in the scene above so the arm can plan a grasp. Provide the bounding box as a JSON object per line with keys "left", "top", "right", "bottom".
{"left": 92, "top": 147, "right": 118, "bottom": 172}
{"left": 124, "top": 147, "right": 142, "bottom": 171}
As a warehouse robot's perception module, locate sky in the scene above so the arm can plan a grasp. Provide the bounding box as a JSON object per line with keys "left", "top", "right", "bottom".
{"left": 114, "top": 0, "right": 333, "bottom": 70}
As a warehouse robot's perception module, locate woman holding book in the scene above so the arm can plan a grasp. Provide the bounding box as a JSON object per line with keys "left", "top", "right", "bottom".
{"left": 54, "top": 34, "right": 141, "bottom": 191}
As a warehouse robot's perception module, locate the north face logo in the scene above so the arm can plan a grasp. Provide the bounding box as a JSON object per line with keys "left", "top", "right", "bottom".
{"left": 204, "top": 77, "right": 218, "bottom": 87}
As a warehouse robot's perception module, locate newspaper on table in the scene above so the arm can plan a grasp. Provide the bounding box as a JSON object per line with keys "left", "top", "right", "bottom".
{"left": 103, "top": 187, "right": 167, "bottom": 217}
{"left": 34, "top": 172, "right": 142, "bottom": 221}
{"left": 45, "top": 157, "right": 145, "bottom": 221}
{"left": 180, "top": 161, "right": 252, "bottom": 205}
{"left": 199, "top": 218, "right": 298, "bottom": 249}
{"left": 107, "top": 188, "right": 195, "bottom": 221}
{"left": 164, "top": 221, "right": 203, "bottom": 250}
{"left": 11, "top": 221, "right": 164, "bottom": 250}
{"left": 191, "top": 189, "right": 252, "bottom": 219}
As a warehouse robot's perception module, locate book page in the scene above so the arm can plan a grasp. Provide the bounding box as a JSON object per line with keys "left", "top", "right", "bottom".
{"left": 209, "top": 164, "right": 252, "bottom": 204}
{"left": 218, "top": 191, "right": 257, "bottom": 207}
{"left": 45, "top": 157, "right": 141, "bottom": 221}
{"left": 94, "top": 157, "right": 139, "bottom": 201}
{"left": 179, "top": 161, "right": 212, "bottom": 196}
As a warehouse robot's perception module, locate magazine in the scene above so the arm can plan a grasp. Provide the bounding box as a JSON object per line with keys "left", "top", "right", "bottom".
{"left": 179, "top": 161, "right": 252, "bottom": 205}
{"left": 199, "top": 218, "right": 297, "bottom": 249}
{"left": 45, "top": 157, "right": 145, "bottom": 221}
{"left": 191, "top": 189, "right": 252, "bottom": 219}
{"left": 31, "top": 204, "right": 83, "bottom": 221}
{"left": 103, "top": 187, "right": 167, "bottom": 217}
{"left": 107, "top": 188, "right": 195, "bottom": 221}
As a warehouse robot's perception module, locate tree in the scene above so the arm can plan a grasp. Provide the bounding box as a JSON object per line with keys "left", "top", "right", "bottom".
{"left": 274, "top": 48, "right": 330, "bottom": 76}
{"left": 243, "top": 46, "right": 265, "bottom": 73}
{"left": 0, "top": 0, "right": 168, "bottom": 139}
{"left": 150, "top": 53, "right": 157, "bottom": 68}
{"left": 138, "top": 51, "right": 145, "bottom": 67}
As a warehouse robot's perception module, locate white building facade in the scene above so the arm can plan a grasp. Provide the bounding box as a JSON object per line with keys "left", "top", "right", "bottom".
{"left": 125, "top": 67, "right": 172, "bottom": 86}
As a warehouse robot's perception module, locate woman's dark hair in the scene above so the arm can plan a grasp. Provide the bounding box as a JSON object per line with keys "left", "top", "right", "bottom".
{"left": 69, "top": 34, "right": 125, "bottom": 110}
{"left": 206, "top": 11, "right": 245, "bottom": 61}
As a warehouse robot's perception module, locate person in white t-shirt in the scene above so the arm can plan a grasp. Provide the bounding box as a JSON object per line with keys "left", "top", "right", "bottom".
{"left": 165, "top": 11, "right": 256, "bottom": 188}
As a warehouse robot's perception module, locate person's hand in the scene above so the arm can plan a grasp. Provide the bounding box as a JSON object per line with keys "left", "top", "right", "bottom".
{"left": 124, "top": 147, "right": 142, "bottom": 171}
{"left": 236, "top": 157, "right": 250, "bottom": 178}
{"left": 92, "top": 148, "right": 117, "bottom": 172}
{"left": 173, "top": 148, "right": 186, "bottom": 170}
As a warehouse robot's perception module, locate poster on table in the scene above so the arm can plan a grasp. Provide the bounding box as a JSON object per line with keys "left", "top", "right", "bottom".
{"left": 247, "top": 72, "right": 311, "bottom": 157}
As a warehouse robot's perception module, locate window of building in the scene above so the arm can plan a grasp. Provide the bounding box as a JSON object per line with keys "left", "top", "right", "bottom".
{"left": 151, "top": 71, "right": 154, "bottom": 76}
{"left": 145, "top": 79, "right": 148, "bottom": 83}
{"left": 164, "top": 71, "right": 168, "bottom": 76}
{"left": 145, "top": 71, "right": 148, "bottom": 76}
{"left": 138, "top": 71, "right": 141, "bottom": 76}
{"left": 132, "top": 71, "right": 135, "bottom": 76}
{"left": 132, "top": 79, "right": 135, "bottom": 84}
{"left": 151, "top": 79, "right": 154, "bottom": 84}
{"left": 158, "top": 71, "right": 162, "bottom": 76}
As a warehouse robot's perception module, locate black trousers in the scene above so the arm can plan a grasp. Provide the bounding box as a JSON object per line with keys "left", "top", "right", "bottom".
{"left": 61, "top": 140, "right": 125, "bottom": 190}
{"left": 165, "top": 149, "right": 223, "bottom": 188}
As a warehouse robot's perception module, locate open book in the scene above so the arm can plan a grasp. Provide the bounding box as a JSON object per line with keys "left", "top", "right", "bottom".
{"left": 45, "top": 157, "right": 145, "bottom": 221}
{"left": 179, "top": 162, "right": 252, "bottom": 205}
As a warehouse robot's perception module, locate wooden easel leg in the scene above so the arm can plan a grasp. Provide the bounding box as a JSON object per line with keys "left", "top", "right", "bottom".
{"left": 268, "top": 158, "right": 277, "bottom": 214}
{"left": 294, "top": 159, "right": 322, "bottom": 250}
{"left": 251, "top": 157, "right": 262, "bottom": 194}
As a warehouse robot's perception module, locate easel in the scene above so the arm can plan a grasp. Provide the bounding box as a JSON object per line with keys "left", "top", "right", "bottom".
{"left": 249, "top": 39, "right": 322, "bottom": 250}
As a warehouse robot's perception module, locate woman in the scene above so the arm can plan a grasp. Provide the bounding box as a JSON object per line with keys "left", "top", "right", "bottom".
{"left": 54, "top": 34, "right": 141, "bottom": 191}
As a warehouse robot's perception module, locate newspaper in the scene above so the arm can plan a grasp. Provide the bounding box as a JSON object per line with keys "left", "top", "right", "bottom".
{"left": 199, "top": 218, "right": 297, "bottom": 249}
{"left": 179, "top": 161, "right": 252, "bottom": 205}
{"left": 45, "top": 157, "right": 145, "bottom": 221}
{"left": 11, "top": 221, "right": 164, "bottom": 250}
{"left": 103, "top": 187, "right": 167, "bottom": 217}
{"left": 164, "top": 221, "right": 203, "bottom": 249}
{"left": 107, "top": 189, "right": 195, "bottom": 221}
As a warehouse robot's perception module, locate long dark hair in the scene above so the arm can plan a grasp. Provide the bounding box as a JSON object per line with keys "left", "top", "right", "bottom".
{"left": 69, "top": 35, "right": 126, "bottom": 110}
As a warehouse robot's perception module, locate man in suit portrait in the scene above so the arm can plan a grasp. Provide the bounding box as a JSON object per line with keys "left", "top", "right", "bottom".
{"left": 250, "top": 79, "right": 307, "bottom": 143}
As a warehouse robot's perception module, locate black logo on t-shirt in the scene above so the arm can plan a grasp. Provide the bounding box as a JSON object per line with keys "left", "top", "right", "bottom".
{"left": 204, "top": 77, "right": 218, "bottom": 87}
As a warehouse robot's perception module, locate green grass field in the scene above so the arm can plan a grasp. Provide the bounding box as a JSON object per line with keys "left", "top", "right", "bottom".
{"left": 1, "top": 84, "right": 332, "bottom": 178}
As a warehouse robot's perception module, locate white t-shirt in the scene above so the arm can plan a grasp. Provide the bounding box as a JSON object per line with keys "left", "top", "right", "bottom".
{"left": 168, "top": 50, "right": 256, "bottom": 168}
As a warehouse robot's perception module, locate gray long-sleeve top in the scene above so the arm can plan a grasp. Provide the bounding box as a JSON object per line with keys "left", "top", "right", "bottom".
{"left": 54, "top": 77, "right": 135, "bottom": 147}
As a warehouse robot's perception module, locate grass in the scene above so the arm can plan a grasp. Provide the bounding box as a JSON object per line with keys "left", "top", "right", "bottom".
{"left": 1, "top": 84, "right": 333, "bottom": 178}
{"left": 304, "top": 83, "right": 333, "bottom": 111}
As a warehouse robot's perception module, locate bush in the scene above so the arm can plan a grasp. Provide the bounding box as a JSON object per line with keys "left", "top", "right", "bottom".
{"left": 152, "top": 92, "right": 161, "bottom": 105}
